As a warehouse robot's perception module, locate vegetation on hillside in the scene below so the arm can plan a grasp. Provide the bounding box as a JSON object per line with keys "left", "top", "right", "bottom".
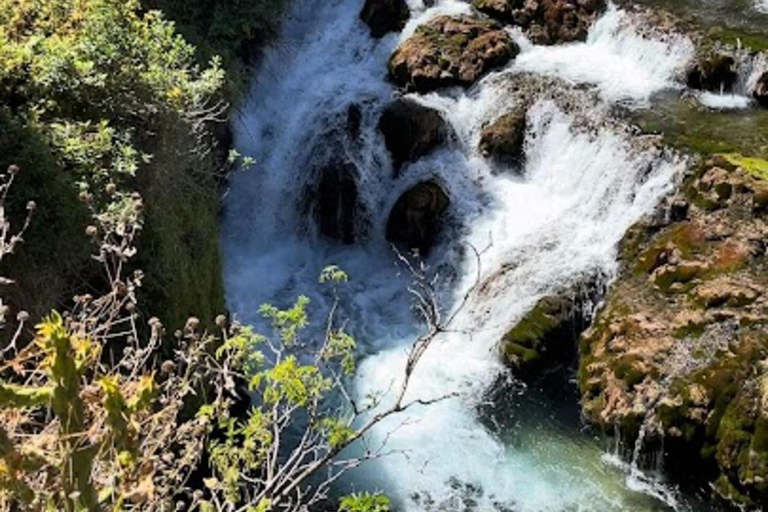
{"left": 0, "top": 0, "right": 232, "bottom": 329}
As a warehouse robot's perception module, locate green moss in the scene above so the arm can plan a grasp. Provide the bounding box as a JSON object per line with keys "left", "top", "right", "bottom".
{"left": 631, "top": 97, "right": 768, "bottom": 159}
{"left": 706, "top": 26, "right": 768, "bottom": 52}
{"left": 503, "top": 298, "right": 562, "bottom": 348}
{"left": 674, "top": 321, "right": 707, "bottom": 339}
{"left": 634, "top": 222, "right": 705, "bottom": 275}
{"left": 753, "top": 417, "right": 768, "bottom": 453}
{"left": 502, "top": 342, "right": 540, "bottom": 365}
{"left": 719, "top": 154, "right": 768, "bottom": 180}
{"left": 612, "top": 354, "right": 646, "bottom": 387}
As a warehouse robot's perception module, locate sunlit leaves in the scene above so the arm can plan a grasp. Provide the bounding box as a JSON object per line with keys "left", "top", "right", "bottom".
{"left": 259, "top": 296, "right": 309, "bottom": 345}
{"left": 319, "top": 417, "right": 355, "bottom": 449}
{"left": 320, "top": 265, "right": 348, "bottom": 284}
{"left": 338, "top": 492, "right": 391, "bottom": 512}
{"left": 261, "top": 356, "right": 330, "bottom": 407}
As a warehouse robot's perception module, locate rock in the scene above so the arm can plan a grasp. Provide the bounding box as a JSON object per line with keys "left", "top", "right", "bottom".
{"left": 385, "top": 181, "right": 449, "bottom": 254}
{"left": 694, "top": 278, "right": 760, "bottom": 308}
{"left": 754, "top": 71, "right": 768, "bottom": 108}
{"left": 473, "top": 0, "right": 607, "bottom": 44}
{"left": 388, "top": 15, "right": 519, "bottom": 92}
{"left": 754, "top": 184, "right": 768, "bottom": 214}
{"left": 501, "top": 284, "right": 597, "bottom": 381}
{"left": 378, "top": 99, "right": 449, "bottom": 170}
{"left": 360, "top": 0, "right": 410, "bottom": 38}
{"left": 346, "top": 104, "right": 363, "bottom": 141}
{"left": 686, "top": 53, "right": 738, "bottom": 93}
{"left": 578, "top": 157, "right": 768, "bottom": 508}
{"left": 478, "top": 107, "right": 527, "bottom": 166}
{"left": 312, "top": 160, "right": 360, "bottom": 244}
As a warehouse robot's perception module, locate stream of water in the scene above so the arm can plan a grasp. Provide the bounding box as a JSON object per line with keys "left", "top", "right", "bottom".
{"left": 220, "top": 1, "right": 741, "bottom": 510}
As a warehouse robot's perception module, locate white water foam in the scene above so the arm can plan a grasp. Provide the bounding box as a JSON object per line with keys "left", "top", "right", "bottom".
{"left": 513, "top": 5, "right": 694, "bottom": 105}
{"left": 697, "top": 91, "right": 753, "bottom": 109}
{"left": 222, "top": 1, "right": 696, "bottom": 510}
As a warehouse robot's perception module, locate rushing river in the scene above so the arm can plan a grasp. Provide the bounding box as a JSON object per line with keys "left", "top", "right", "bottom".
{"left": 220, "top": 1, "right": 747, "bottom": 510}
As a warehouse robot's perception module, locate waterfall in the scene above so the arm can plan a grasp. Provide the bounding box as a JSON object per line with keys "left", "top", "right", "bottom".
{"left": 221, "top": 1, "right": 702, "bottom": 510}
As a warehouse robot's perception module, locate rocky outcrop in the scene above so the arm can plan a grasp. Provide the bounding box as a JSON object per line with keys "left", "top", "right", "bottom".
{"left": 378, "top": 98, "right": 449, "bottom": 170}
{"left": 386, "top": 180, "right": 449, "bottom": 254}
{"left": 473, "top": 0, "right": 606, "bottom": 45}
{"left": 388, "top": 15, "right": 519, "bottom": 92}
{"left": 360, "top": 0, "right": 410, "bottom": 38}
{"left": 754, "top": 71, "right": 768, "bottom": 108}
{"left": 501, "top": 284, "right": 597, "bottom": 381}
{"left": 312, "top": 160, "right": 361, "bottom": 244}
{"left": 478, "top": 107, "right": 527, "bottom": 166}
{"left": 579, "top": 156, "right": 768, "bottom": 508}
{"left": 686, "top": 53, "right": 738, "bottom": 93}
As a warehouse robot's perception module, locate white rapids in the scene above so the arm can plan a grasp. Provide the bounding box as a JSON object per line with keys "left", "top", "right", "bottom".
{"left": 221, "top": 1, "right": 704, "bottom": 511}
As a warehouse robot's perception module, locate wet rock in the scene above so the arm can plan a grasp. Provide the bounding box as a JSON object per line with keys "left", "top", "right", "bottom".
{"left": 686, "top": 53, "right": 738, "bottom": 93}
{"left": 360, "top": 0, "right": 410, "bottom": 38}
{"left": 388, "top": 15, "right": 519, "bottom": 92}
{"left": 378, "top": 98, "right": 449, "bottom": 170}
{"left": 346, "top": 104, "right": 363, "bottom": 141}
{"left": 385, "top": 180, "right": 449, "bottom": 254}
{"left": 501, "top": 283, "right": 598, "bottom": 381}
{"left": 312, "top": 160, "right": 361, "bottom": 244}
{"left": 473, "top": 0, "right": 606, "bottom": 44}
{"left": 669, "top": 199, "right": 690, "bottom": 222}
{"left": 754, "top": 71, "right": 768, "bottom": 108}
{"left": 478, "top": 107, "right": 527, "bottom": 167}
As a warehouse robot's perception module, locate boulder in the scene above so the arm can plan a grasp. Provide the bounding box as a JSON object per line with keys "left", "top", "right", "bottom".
{"left": 473, "top": 0, "right": 606, "bottom": 45}
{"left": 686, "top": 53, "right": 738, "bottom": 93}
{"left": 346, "top": 104, "right": 363, "bottom": 141}
{"left": 312, "top": 160, "right": 360, "bottom": 244}
{"left": 386, "top": 181, "right": 449, "bottom": 254}
{"left": 388, "top": 15, "right": 519, "bottom": 92}
{"left": 478, "top": 107, "right": 527, "bottom": 166}
{"left": 753, "top": 71, "right": 768, "bottom": 108}
{"left": 378, "top": 99, "right": 449, "bottom": 170}
{"left": 360, "top": 0, "right": 410, "bottom": 38}
{"left": 500, "top": 286, "right": 596, "bottom": 381}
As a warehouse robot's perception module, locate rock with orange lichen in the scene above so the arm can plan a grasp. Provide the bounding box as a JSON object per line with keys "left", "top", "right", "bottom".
{"left": 579, "top": 156, "right": 768, "bottom": 508}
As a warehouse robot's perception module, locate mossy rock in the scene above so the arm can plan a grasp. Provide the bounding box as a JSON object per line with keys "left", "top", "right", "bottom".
{"left": 388, "top": 15, "right": 518, "bottom": 92}
{"left": 501, "top": 289, "right": 596, "bottom": 380}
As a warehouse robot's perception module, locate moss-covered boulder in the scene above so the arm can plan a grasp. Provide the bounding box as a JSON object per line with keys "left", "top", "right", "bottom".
{"left": 478, "top": 107, "right": 527, "bottom": 167}
{"left": 472, "top": 0, "right": 606, "bottom": 44}
{"left": 378, "top": 98, "right": 449, "bottom": 171}
{"left": 388, "top": 15, "right": 518, "bottom": 92}
{"left": 386, "top": 180, "right": 449, "bottom": 254}
{"left": 360, "top": 0, "right": 410, "bottom": 38}
{"left": 579, "top": 157, "right": 768, "bottom": 508}
{"left": 501, "top": 286, "right": 596, "bottom": 381}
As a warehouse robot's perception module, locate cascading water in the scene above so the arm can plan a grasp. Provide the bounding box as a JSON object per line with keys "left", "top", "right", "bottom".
{"left": 221, "top": 1, "right": 711, "bottom": 510}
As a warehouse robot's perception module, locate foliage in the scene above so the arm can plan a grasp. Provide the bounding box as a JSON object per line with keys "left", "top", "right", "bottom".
{"left": 0, "top": 163, "right": 464, "bottom": 511}
{"left": 144, "top": 0, "right": 290, "bottom": 90}
{"left": 338, "top": 492, "right": 391, "bottom": 512}
{"left": 0, "top": 0, "right": 228, "bottom": 326}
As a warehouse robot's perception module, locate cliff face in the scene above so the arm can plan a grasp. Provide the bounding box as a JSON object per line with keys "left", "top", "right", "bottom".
{"left": 579, "top": 155, "right": 768, "bottom": 507}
